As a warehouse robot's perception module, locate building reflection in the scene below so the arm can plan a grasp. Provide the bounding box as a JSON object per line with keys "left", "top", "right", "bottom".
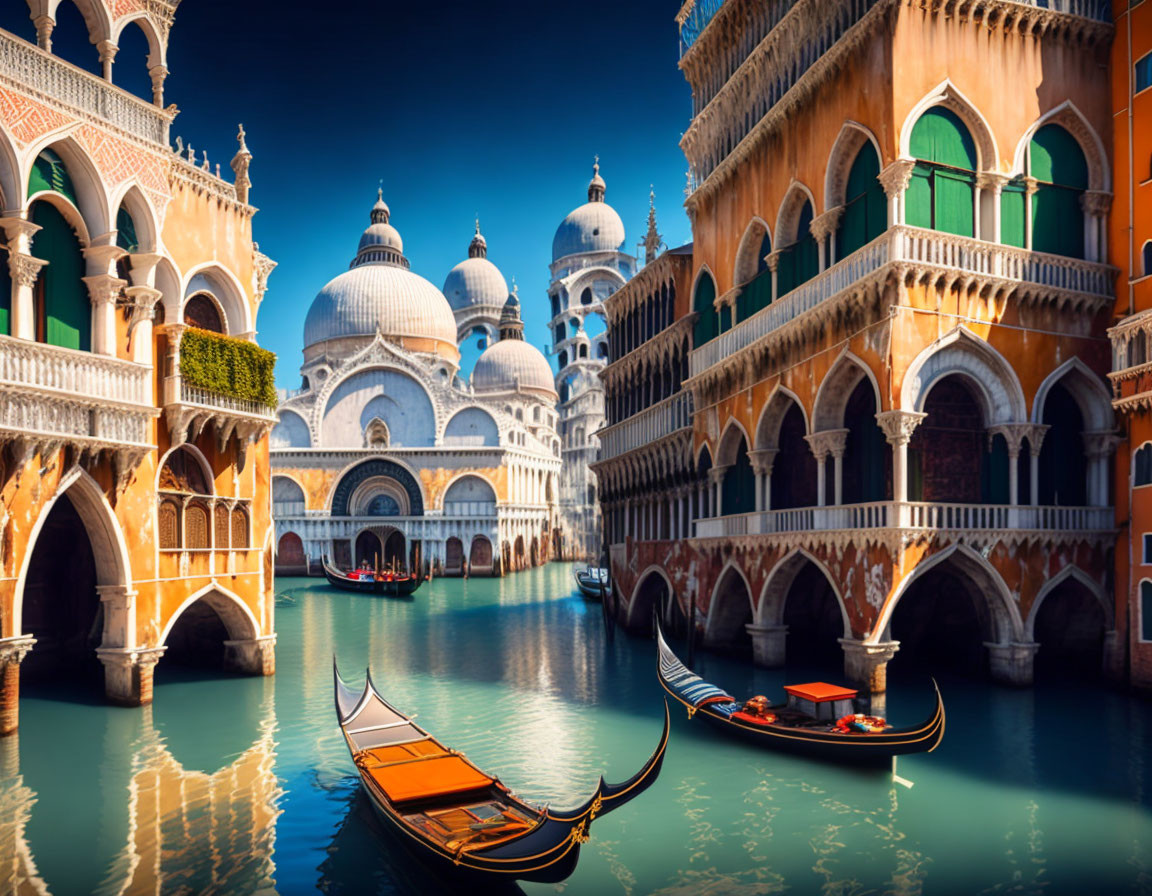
{"left": 0, "top": 681, "right": 280, "bottom": 896}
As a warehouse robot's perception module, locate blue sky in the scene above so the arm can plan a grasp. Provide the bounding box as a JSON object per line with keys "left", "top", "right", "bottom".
{"left": 19, "top": 0, "right": 697, "bottom": 387}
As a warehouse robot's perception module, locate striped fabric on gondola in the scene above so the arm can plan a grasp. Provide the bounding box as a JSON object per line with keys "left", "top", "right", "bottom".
{"left": 657, "top": 632, "right": 736, "bottom": 715}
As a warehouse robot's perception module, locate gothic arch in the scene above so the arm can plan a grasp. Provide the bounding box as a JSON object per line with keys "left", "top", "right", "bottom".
{"left": 110, "top": 181, "right": 160, "bottom": 253}
{"left": 690, "top": 262, "right": 719, "bottom": 306}
{"left": 716, "top": 418, "right": 752, "bottom": 467}
{"left": 155, "top": 443, "right": 215, "bottom": 494}
{"left": 899, "top": 80, "right": 999, "bottom": 172}
{"left": 157, "top": 583, "right": 260, "bottom": 646}
{"left": 153, "top": 253, "right": 182, "bottom": 320}
{"left": 873, "top": 544, "right": 1024, "bottom": 646}
{"left": 756, "top": 548, "right": 851, "bottom": 637}
{"left": 12, "top": 465, "right": 131, "bottom": 636}
{"left": 824, "top": 121, "right": 884, "bottom": 211}
{"left": 704, "top": 560, "right": 754, "bottom": 647}
{"left": 1025, "top": 565, "right": 1113, "bottom": 641}
{"left": 901, "top": 328, "right": 1026, "bottom": 425}
{"left": 774, "top": 181, "right": 818, "bottom": 247}
{"left": 733, "top": 217, "right": 772, "bottom": 285}
{"left": 1031, "top": 357, "right": 1113, "bottom": 432}
{"left": 42, "top": 0, "right": 113, "bottom": 44}
{"left": 625, "top": 565, "right": 677, "bottom": 631}
{"left": 181, "top": 263, "right": 251, "bottom": 336}
{"left": 25, "top": 132, "right": 108, "bottom": 241}
{"left": 1010, "top": 101, "right": 1109, "bottom": 193}
{"left": 754, "top": 385, "right": 810, "bottom": 449}
{"left": 110, "top": 12, "right": 166, "bottom": 69}
{"left": 812, "top": 350, "right": 882, "bottom": 431}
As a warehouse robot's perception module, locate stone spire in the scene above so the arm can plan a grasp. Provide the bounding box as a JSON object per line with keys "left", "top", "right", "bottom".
{"left": 230, "top": 124, "right": 252, "bottom": 203}
{"left": 588, "top": 156, "right": 606, "bottom": 203}
{"left": 642, "top": 185, "right": 663, "bottom": 265}
{"left": 499, "top": 283, "right": 525, "bottom": 341}
{"left": 371, "top": 186, "right": 390, "bottom": 224}
{"left": 469, "top": 217, "right": 487, "bottom": 259}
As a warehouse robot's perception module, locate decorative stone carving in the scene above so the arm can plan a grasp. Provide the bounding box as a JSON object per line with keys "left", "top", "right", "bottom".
{"left": 7, "top": 253, "right": 45, "bottom": 289}
{"left": 878, "top": 159, "right": 917, "bottom": 200}
{"left": 1081, "top": 190, "right": 1113, "bottom": 217}
{"left": 253, "top": 245, "right": 277, "bottom": 306}
{"left": 1082, "top": 430, "right": 1121, "bottom": 460}
{"left": 805, "top": 428, "right": 849, "bottom": 460}
{"left": 875, "top": 410, "right": 926, "bottom": 446}
{"left": 840, "top": 638, "right": 899, "bottom": 694}
{"left": 810, "top": 207, "right": 844, "bottom": 243}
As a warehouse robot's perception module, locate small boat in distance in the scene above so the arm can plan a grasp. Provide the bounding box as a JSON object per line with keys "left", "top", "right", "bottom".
{"left": 574, "top": 567, "right": 609, "bottom": 601}
{"left": 334, "top": 662, "right": 670, "bottom": 883}
{"left": 655, "top": 624, "right": 944, "bottom": 763}
{"left": 323, "top": 556, "right": 424, "bottom": 598}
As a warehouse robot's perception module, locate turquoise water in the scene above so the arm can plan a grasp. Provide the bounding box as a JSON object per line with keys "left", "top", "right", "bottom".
{"left": 4, "top": 561, "right": 1152, "bottom": 895}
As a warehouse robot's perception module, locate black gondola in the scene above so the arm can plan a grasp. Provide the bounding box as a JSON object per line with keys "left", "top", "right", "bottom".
{"left": 323, "top": 556, "right": 424, "bottom": 598}
{"left": 655, "top": 624, "right": 944, "bottom": 763}
{"left": 573, "top": 567, "right": 609, "bottom": 601}
{"left": 334, "top": 662, "right": 670, "bottom": 883}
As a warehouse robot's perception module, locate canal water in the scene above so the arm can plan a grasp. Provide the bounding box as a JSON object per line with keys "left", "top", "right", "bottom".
{"left": 4, "top": 561, "right": 1152, "bottom": 896}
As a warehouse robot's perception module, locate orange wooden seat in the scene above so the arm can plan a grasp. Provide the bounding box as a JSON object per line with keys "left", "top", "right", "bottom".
{"left": 358, "top": 740, "right": 448, "bottom": 768}
{"left": 367, "top": 755, "right": 494, "bottom": 804}
{"left": 783, "top": 682, "right": 858, "bottom": 703}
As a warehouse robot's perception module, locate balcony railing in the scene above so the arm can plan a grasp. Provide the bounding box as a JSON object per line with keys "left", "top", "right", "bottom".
{"left": 599, "top": 392, "right": 694, "bottom": 460}
{"left": 178, "top": 381, "right": 276, "bottom": 419}
{"left": 0, "top": 334, "right": 152, "bottom": 448}
{"left": 693, "top": 501, "right": 1114, "bottom": 537}
{"left": 0, "top": 30, "right": 170, "bottom": 146}
{"left": 690, "top": 226, "right": 1114, "bottom": 378}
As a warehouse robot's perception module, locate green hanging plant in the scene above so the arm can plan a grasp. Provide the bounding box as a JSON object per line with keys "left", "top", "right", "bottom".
{"left": 180, "top": 328, "right": 277, "bottom": 408}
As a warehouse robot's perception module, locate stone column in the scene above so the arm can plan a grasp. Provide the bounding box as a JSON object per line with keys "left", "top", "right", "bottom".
{"left": 987, "top": 424, "right": 1031, "bottom": 506}
{"left": 83, "top": 274, "right": 126, "bottom": 357}
{"left": 1082, "top": 431, "right": 1120, "bottom": 506}
{"left": 97, "top": 40, "right": 118, "bottom": 81}
{"left": 124, "top": 285, "right": 162, "bottom": 364}
{"left": 97, "top": 585, "right": 137, "bottom": 648}
{"left": 977, "top": 173, "right": 1008, "bottom": 247}
{"left": 986, "top": 641, "right": 1039, "bottom": 687}
{"left": 810, "top": 207, "right": 844, "bottom": 269}
{"left": 807, "top": 430, "right": 848, "bottom": 506}
{"left": 0, "top": 637, "right": 35, "bottom": 737}
{"left": 746, "top": 624, "right": 787, "bottom": 668}
{"left": 1081, "top": 191, "right": 1112, "bottom": 264}
{"left": 840, "top": 638, "right": 900, "bottom": 694}
{"left": 749, "top": 449, "right": 778, "bottom": 511}
{"left": 224, "top": 635, "right": 277, "bottom": 676}
{"left": 876, "top": 410, "right": 927, "bottom": 523}
{"left": 1023, "top": 177, "right": 1039, "bottom": 251}
{"left": 97, "top": 647, "right": 166, "bottom": 707}
{"left": 0, "top": 217, "right": 45, "bottom": 340}
{"left": 149, "top": 64, "right": 169, "bottom": 107}
{"left": 33, "top": 16, "right": 53, "bottom": 50}
{"left": 708, "top": 466, "right": 729, "bottom": 517}
{"left": 767, "top": 250, "right": 782, "bottom": 303}
{"left": 1026, "top": 424, "right": 1050, "bottom": 504}
{"left": 879, "top": 159, "right": 916, "bottom": 227}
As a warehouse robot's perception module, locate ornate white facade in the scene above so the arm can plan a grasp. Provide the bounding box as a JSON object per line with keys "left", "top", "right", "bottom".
{"left": 271, "top": 196, "right": 561, "bottom": 576}
{"left": 548, "top": 162, "right": 637, "bottom": 559}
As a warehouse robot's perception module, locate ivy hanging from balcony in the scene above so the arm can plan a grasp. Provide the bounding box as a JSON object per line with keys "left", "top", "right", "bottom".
{"left": 180, "top": 327, "right": 277, "bottom": 408}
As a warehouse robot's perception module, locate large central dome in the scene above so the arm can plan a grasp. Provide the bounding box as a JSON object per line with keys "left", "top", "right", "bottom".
{"left": 552, "top": 161, "right": 626, "bottom": 262}
{"left": 304, "top": 192, "right": 459, "bottom": 360}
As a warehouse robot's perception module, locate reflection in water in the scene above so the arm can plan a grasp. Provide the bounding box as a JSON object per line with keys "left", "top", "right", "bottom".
{"left": 5, "top": 564, "right": 1152, "bottom": 895}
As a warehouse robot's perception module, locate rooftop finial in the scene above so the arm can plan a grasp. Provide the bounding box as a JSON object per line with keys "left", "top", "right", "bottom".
{"left": 499, "top": 282, "right": 524, "bottom": 340}
{"left": 231, "top": 124, "right": 252, "bottom": 203}
{"left": 642, "top": 184, "right": 664, "bottom": 266}
{"left": 588, "top": 155, "right": 606, "bottom": 203}
{"left": 371, "top": 184, "right": 390, "bottom": 224}
{"left": 469, "top": 216, "right": 488, "bottom": 259}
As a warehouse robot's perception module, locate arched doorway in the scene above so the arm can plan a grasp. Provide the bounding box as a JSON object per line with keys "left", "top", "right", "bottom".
{"left": 158, "top": 589, "right": 260, "bottom": 679}
{"left": 782, "top": 563, "right": 844, "bottom": 667}
{"left": 771, "top": 403, "right": 816, "bottom": 509}
{"left": 1039, "top": 382, "right": 1087, "bottom": 506}
{"left": 1033, "top": 580, "right": 1105, "bottom": 680}
{"left": 445, "top": 537, "right": 464, "bottom": 575}
{"left": 704, "top": 565, "right": 753, "bottom": 654}
{"left": 842, "top": 379, "right": 889, "bottom": 503}
{"left": 889, "top": 559, "right": 1000, "bottom": 677}
{"left": 469, "top": 536, "right": 493, "bottom": 575}
{"left": 384, "top": 530, "right": 405, "bottom": 568}
{"left": 21, "top": 494, "right": 101, "bottom": 685}
{"left": 276, "top": 532, "right": 306, "bottom": 574}
{"left": 355, "top": 531, "right": 381, "bottom": 567}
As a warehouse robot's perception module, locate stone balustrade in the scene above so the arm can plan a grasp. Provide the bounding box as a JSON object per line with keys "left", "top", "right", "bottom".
{"left": 689, "top": 226, "right": 1114, "bottom": 377}
{"left": 0, "top": 334, "right": 152, "bottom": 449}
{"left": 693, "top": 501, "right": 1114, "bottom": 538}
{"left": 599, "top": 391, "right": 694, "bottom": 460}
{"left": 0, "top": 30, "right": 171, "bottom": 146}
{"left": 164, "top": 376, "right": 277, "bottom": 445}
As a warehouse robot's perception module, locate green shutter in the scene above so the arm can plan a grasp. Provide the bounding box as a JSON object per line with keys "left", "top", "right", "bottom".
{"left": 910, "top": 107, "right": 978, "bottom": 169}
{"left": 907, "top": 165, "right": 934, "bottom": 229}
{"left": 840, "top": 147, "right": 885, "bottom": 257}
{"left": 28, "top": 150, "right": 77, "bottom": 203}
{"left": 933, "top": 169, "right": 975, "bottom": 237}
{"left": 116, "top": 206, "right": 139, "bottom": 253}
{"left": 742, "top": 269, "right": 772, "bottom": 316}
{"left": 0, "top": 247, "right": 10, "bottom": 336}
{"left": 982, "top": 434, "right": 1010, "bottom": 503}
{"left": 837, "top": 194, "right": 868, "bottom": 259}
{"left": 756, "top": 232, "right": 772, "bottom": 274}
{"left": 1001, "top": 182, "right": 1027, "bottom": 248}
{"left": 1032, "top": 186, "right": 1084, "bottom": 258}
{"left": 719, "top": 303, "right": 731, "bottom": 333}
{"left": 776, "top": 245, "right": 797, "bottom": 297}
{"left": 693, "top": 272, "right": 717, "bottom": 345}
{"left": 722, "top": 443, "right": 756, "bottom": 515}
{"left": 1030, "top": 125, "right": 1088, "bottom": 189}
{"left": 31, "top": 202, "right": 89, "bottom": 352}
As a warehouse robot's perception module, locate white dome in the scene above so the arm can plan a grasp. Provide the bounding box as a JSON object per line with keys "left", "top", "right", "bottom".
{"left": 472, "top": 339, "right": 557, "bottom": 397}
{"left": 304, "top": 263, "right": 458, "bottom": 349}
{"left": 552, "top": 201, "right": 626, "bottom": 262}
{"left": 443, "top": 256, "right": 508, "bottom": 311}
{"left": 359, "top": 222, "right": 403, "bottom": 254}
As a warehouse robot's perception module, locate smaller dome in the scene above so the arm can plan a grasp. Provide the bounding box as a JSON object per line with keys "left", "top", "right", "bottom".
{"left": 472, "top": 339, "right": 556, "bottom": 398}
{"left": 443, "top": 221, "right": 508, "bottom": 312}
{"left": 552, "top": 202, "right": 625, "bottom": 261}
{"left": 359, "top": 221, "right": 403, "bottom": 254}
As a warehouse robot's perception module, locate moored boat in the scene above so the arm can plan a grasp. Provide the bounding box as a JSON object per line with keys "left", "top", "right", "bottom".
{"left": 334, "top": 662, "right": 670, "bottom": 882}
{"left": 323, "top": 556, "right": 424, "bottom": 598}
{"left": 655, "top": 624, "right": 944, "bottom": 763}
{"left": 574, "top": 567, "right": 609, "bottom": 601}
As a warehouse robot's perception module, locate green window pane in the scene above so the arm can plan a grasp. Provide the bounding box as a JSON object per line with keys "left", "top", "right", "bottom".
{"left": 116, "top": 206, "right": 139, "bottom": 253}
{"left": 837, "top": 194, "right": 868, "bottom": 259}
{"left": 31, "top": 202, "right": 89, "bottom": 352}
{"left": 910, "top": 107, "right": 978, "bottom": 169}
{"left": 1032, "top": 186, "right": 1084, "bottom": 258}
{"left": 693, "top": 272, "right": 717, "bottom": 345}
{"left": 1142, "top": 581, "right": 1152, "bottom": 641}
{"left": 1030, "top": 125, "right": 1088, "bottom": 189}
{"left": 907, "top": 167, "right": 934, "bottom": 229}
{"left": 776, "top": 245, "right": 797, "bottom": 297}
{"left": 933, "top": 169, "right": 975, "bottom": 237}
{"left": 28, "top": 149, "right": 77, "bottom": 203}
{"left": 1001, "top": 184, "right": 1027, "bottom": 248}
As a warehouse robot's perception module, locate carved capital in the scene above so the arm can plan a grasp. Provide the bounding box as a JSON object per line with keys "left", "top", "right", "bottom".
{"left": 1081, "top": 190, "right": 1113, "bottom": 217}
{"left": 878, "top": 159, "right": 916, "bottom": 199}
{"left": 253, "top": 248, "right": 277, "bottom": 305}
{"left": 8, "top": 252, "right": 46, "bottom": 289}
{"left": 748, "top": 448, "right": 779, "bottom": 476}
{"left": 0, "top": 636, "right": 35, "bottom": 666}
{"left": 1082, "top": 430, "right": 1121, "bottom": 459}
{"left": 83, "top": 273, "right": 127, "bottom": 306}
{"left": 874, "top": 409, "right": 926, "bottom": 446}
{"left": 96, "top": 646, "right": 166, "bottom": 671}
{"left": 805, "top": 428, "right": 849, "bottom": 460}
{"left": 96, "top": 39, "right": 119, "bottom": 64}
{"left": 1025, "top": 423, "right": 1051, "bottom": 457}
{"left": 121, "top": 285, "right": 162, "bottom": 339}
{"left": 987, "top": 422, "right": 1033, "bottom": 457}
{"left": 976, "top": 172, "right": 1010, "bottom": 193}
{"left": 707, "top": 465, "right": 729, "bottom": 486}
{"left": 0, "top": 216, "right": 41, "bottom": 248}
{"left": 766, "top": 249, "right": 783, "bottom": 273}
{"left": 810, "top": 207, "right": 844, "bottom": 242}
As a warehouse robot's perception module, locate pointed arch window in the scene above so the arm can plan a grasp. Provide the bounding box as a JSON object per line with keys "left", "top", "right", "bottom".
{"left": 737, "top": 230, "right": 774, "bottom": 320}
{"left": 116, "top": 206, "right": 139, "bottom": 253}
{"left": 30, "top": 201, "right": 89, "bottom": 351}
{"left": 907, "top": 107, "right": 978, "bottom": 238}
{"left": 776, "top": 201, "right": 818, "bottom": 297}
{"left": 836, "top": 145, "right": 886, "bottom": 258}
{"left": 692, "top": 271, "right": 718, "bottom": 346}
{"left": 28, "top": 149, "right": 77, "bottom": 203}
{"left": 1028, "top": 125, "right": 1087, "bottom": 258}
